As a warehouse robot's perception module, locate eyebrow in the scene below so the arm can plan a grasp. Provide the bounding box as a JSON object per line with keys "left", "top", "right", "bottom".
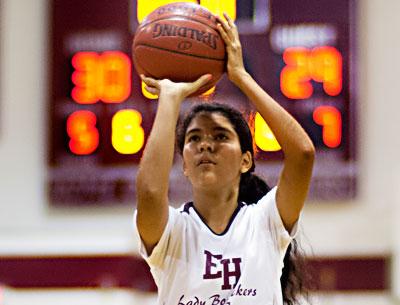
{"left": 185, "top": 126, "right": 234, "bottom": 136}
{"left": 185, "top": 128, "right": 201, "bottom": 136}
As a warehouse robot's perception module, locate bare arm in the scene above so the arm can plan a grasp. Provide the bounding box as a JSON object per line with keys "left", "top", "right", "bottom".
{"left": 217, "top": 14, "right": 315, "bottom": 231}
{"left": 136, "top": 74, "right": 212, "bottom": 255}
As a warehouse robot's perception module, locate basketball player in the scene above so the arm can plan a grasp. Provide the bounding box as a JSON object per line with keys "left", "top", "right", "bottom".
{"left": 135, "top": 13, "right": 315, "bottom": 305}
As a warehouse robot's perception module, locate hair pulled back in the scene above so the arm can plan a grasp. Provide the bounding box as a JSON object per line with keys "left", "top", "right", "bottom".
{"left": 176, "top": 103, "right": 270, "bottom": 204}
{"left": 176, "top": 103, "right": 310, "bottom": 305}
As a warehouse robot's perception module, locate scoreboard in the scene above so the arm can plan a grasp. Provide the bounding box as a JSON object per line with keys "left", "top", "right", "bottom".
{"left": 48, "top": 0, "right": 357, "bottom": 206}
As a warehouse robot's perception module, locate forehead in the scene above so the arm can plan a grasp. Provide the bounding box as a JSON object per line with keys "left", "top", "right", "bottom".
{"left": 186, "top": 112, "right": 236, "bottom": 133}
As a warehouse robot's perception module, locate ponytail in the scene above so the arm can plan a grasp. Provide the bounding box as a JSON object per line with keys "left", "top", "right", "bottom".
{"left": 281, "top": 241, "right": 311, "bottom": 305}
{"left": 238, "top": 172, "right": 270, "bottom": 204}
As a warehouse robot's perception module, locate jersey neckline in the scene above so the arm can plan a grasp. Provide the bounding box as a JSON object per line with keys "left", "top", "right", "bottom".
{"left": 182, "top": 201, "right": 245, "bottom": 236}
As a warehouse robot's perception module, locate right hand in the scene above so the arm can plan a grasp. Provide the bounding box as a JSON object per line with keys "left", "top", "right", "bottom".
{"left": 140, "top": 74, "right": 213, "bottom": 102}
{"left": 216, "top": 13, "right": 248, "bottom": 85}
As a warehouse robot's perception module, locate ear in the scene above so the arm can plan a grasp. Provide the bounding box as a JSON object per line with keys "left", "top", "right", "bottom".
{"left": 240, "top": 151, "right": 253, "bottom": 174}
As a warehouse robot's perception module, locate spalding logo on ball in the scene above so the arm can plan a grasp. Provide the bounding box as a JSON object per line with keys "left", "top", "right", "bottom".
{"left": 132, "top": 2, "right": 226, "bottom": 96}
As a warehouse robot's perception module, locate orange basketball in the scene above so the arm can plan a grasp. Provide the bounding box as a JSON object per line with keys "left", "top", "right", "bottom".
{"left": 132, "top": 2, "right": 226, "bottom": 96}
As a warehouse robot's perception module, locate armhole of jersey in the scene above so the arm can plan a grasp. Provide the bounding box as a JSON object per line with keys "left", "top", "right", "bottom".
{"left": 271, "top": 188, "right": 300, "bottom": 239}
{"left": 258, "top": 186, "right": 300, "bottom": 251}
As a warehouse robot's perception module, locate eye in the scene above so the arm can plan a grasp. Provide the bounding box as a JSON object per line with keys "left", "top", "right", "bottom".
{"left": 215, "top": 133, "right": 228, "bottom": 141}
{"left": 187, "top": 134, "right": 200, "bottom": 142}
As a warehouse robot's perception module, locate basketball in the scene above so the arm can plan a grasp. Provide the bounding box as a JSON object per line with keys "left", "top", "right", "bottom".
{"left": 132, "top": 2, "right": 226, "bottom": 96}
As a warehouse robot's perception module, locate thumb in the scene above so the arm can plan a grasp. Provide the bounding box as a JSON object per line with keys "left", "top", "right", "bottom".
{"left": 186, "top": 74, "right": 213, "bottom": 95}
{"left": 194, "top": 74, "right": 213, "bottom": 88}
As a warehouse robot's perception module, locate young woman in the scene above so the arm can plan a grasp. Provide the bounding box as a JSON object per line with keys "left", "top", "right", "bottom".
{"left": 135, "top": 13, "right": 315, "bottom": 305}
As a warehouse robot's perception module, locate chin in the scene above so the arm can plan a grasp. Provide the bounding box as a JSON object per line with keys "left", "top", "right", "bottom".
{"left": 193, "top": 173, "right": 220, "bottom": 188}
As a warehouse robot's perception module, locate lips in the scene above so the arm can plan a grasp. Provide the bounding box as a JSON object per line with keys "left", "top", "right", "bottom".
{"left": 197, "top": 157, "right": 216, "bottom": 166}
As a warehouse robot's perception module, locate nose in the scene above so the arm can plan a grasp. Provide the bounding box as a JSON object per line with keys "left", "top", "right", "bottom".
{"left": 199, "top": 137, "right": 214, "bottom": 152}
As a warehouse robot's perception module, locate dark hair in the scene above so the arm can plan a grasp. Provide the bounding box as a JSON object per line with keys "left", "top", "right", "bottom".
{"left": 176, "top": 103, "right": 310, "bottom": 305}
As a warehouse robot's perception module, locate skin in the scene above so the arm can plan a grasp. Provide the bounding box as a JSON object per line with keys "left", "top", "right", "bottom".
{"left": 136, "top": 13, "right": 315, "bottom": 255}
{"left": 182, "top": 112, "right": 252, "bottom": 234}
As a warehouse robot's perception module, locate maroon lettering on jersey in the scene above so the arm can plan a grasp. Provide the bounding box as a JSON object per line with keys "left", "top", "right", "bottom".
{"left": 220, "top": 258, "right": 242, "bottom": 289}
{"left": 203, "top": 250, "right": 242, "bottom": 290}
{"left": 203, "top": 250, "right": 223, "bottom": 279}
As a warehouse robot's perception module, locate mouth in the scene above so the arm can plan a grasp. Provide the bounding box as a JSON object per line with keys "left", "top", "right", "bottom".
{"left": 197, "top": 159, "right": 216, "bottom": 166}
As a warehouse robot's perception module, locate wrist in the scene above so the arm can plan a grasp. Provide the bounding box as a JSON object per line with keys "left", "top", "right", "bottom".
{"left": 230, "top": 69, "right": 251, "bottom": 87}
{"left": 158, "top": 91, "right": 184, "bottom": 114}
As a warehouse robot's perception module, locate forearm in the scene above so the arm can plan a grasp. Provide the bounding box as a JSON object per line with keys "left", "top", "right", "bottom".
{"left": 217, "top": 12, "right": 313, "bottom": 229}
{"left": 135, "top": 74, "right": 211, "bottom": 254}
{"left": 233, "top": 72, "right": 315, "bottom": 160}
{"left": 136, "top": 94, "right": 182, "bottom": 203}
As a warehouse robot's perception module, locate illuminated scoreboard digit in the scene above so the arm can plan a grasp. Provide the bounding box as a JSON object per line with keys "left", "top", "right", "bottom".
{"left": 280, "top": 46, "right": 343, "bottom": 100}
{"left": 71, "top": 51, "right": 132, "bottom": 104}
{"left": 48, "top": 0, "right": 357, "bottom": 205}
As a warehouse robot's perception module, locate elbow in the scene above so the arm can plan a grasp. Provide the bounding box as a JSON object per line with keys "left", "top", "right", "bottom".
{"left": 287, "top": 139, "right": 315, "bottom": 164}
{"left": 300, "top": 140, "right": 315, "bottom": 164}
{"left": 303, "top": 141, "right": 315, "bottom": 159}
{"left": 136, "top": 177, "right": 166, "bottom": 204}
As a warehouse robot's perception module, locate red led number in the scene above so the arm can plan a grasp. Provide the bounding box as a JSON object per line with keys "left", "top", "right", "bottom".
{"left": 310, "top": 46, "right": 343, "bottom": 96}
{"left": 71, "top": 51, "right": 131, "bottom": 104}
{"left": 67, "top": 110, "right": 99, "bottom": 155}
{"left": 281, "top": 46, "right": 342, "bottom": 99}
{"left": 313, "top": 106, "right": 342, "bottom": 148}
{"left": 67, "top": 110, "right": 146, "bottom": 156}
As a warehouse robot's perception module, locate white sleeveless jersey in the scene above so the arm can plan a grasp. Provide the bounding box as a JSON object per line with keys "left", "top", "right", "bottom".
{"left": 134, "top": 187, "right": 299, "bottom": 305}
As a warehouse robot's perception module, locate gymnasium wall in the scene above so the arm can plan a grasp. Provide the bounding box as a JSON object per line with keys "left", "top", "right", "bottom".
{"left": 0, "top": 0, "right": 399, "bottom": 304}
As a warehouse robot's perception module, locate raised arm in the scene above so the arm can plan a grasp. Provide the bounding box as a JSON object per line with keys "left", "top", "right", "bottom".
{"left": 216, "top": 14, "right": 315, "bottom": 231}
{"left": 136, "top": 74, "right": 212, "bottom": 254}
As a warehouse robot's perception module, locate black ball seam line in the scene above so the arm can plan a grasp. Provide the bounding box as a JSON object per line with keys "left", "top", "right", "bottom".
{"left": 134, "top": 44, "right": 226, "bottom": 61}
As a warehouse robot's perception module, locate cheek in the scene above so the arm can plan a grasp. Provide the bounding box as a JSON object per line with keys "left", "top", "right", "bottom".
{"left": 182, "top": 147, "right": 197, "bottom": 179}
{"left": 223, "top": 145, "right": 242, "bottom": 158}
{"left": 182, "top": 145, "right": 190, "bottom": 159}
{"left": 183, "top": 141, "right": 197, "bottom": 153}
{"left": 182, "top": 146, "right": 194, "bottom": 166}
{"left": 223, "top": 148, "right": 245, "bottom": 169}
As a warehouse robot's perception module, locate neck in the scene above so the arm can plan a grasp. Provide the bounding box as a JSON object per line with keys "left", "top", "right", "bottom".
{"left": 192, "top": 185, "right": 240, "bottom": 234}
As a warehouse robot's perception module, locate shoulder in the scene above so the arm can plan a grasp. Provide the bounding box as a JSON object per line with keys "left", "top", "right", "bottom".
{"left": 258, "top": 186, "right": 278, "bottom": 205}
{"left": 168, "top": 202, "right": 198, "bottom": 229}
{"left": 245, "top": 186, "right": 277, "bottom": 212}
{"left": 242, "top": 186, "right": 282, "bottom": 232}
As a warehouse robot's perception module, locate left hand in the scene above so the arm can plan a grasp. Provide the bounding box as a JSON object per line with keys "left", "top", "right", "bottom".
{"left": 216, "top": 13, "right": 247, "bottom": 84}
{"left": 140, "top": 74, "right": 213, "bottom": 102}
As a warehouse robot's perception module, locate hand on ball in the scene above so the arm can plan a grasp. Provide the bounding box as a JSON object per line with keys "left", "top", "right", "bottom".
{"left": 216, "top": 13, "right": 247, "bottom": 85}
{"left": 140, "top": 74, "right": 213, "bottom": 101}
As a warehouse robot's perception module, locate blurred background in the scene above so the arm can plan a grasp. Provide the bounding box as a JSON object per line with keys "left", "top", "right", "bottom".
{"left": 1, "top": 0, "right": 400, "bottom": 304}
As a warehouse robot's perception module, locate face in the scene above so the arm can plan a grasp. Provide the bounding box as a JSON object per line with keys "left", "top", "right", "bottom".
{"left": 182, "top": 112, "right": 252, "bottom": 190}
